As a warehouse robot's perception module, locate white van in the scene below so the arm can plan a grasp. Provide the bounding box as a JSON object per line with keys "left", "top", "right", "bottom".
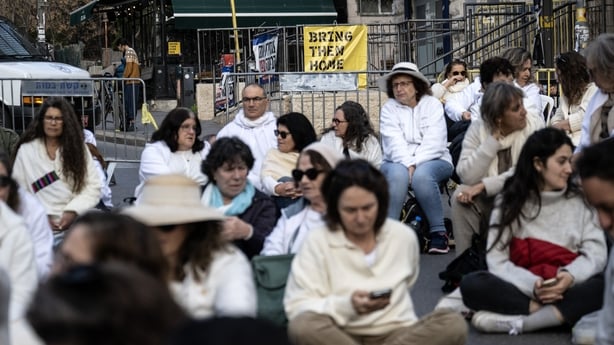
{"left": 0, "top": 16, "right": 99, "bottom": 132}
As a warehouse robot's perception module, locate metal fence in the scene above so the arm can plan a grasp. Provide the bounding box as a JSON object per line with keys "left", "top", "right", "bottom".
{"left": 0, "top": 77, "right": 149, "bottom": 162}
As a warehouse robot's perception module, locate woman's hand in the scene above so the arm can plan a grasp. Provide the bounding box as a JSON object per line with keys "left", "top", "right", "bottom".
{"left": 222, "top": 217, "right": 252, "bottom": 241}
{"left": 552, "top": 120, "right": 571, "bottom": 132}
{"left": 408, "top": 165, "right": 416, "bottom": 184}
{"left": 274, "top": 181, "right": 302, "bottom": 199}
{"left": 456, "top": 182, "right": 485, "bottom": 204}
{"left": 351, "top": 290, "right": 390, "bottom": 315}
{"left": 49, "top": 211, "right": 77, "bottom": 231}
{"left": 533, "top": 271, "right": 574, "bottom": 304}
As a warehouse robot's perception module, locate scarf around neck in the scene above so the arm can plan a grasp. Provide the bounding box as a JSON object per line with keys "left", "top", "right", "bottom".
{"left": 205, "top": 180, "right": 255, "bottom": 216}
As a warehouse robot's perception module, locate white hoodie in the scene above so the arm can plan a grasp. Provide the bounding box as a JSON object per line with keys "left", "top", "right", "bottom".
{"left": 217, "top": 110, "right": 278, "bottom": 191}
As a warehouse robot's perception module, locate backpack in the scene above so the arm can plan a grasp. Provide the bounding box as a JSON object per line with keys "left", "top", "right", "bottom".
{"left": 399, "top": 190, "right": 430, "bottom": 253}
{"left": 438, "top": 233, "right": 486, "bottom": 292}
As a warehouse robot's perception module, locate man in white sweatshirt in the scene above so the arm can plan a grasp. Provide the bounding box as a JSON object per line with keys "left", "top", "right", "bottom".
{"left": 216, "top": 84, "right": 278, "bottom": 191}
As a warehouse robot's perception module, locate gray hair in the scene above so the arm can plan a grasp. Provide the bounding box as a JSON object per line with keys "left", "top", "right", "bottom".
{"left": 480, "top": 82, "right": 525, "bottom": 131}
{"left": 501, "top": 47, "right": 534, "bottom": 83}
{"left": 585, "top": 33, "right": 614, "bottom": 81}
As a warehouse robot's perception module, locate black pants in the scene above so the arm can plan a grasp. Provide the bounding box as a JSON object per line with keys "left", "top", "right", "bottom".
{"left": 460, "top": 271, "right": 604, "bottom": 325}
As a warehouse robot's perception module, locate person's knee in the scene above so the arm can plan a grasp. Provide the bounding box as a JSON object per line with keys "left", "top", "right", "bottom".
{"left": 426, "top": 310, "right": 468, "bottom": 345}
{"left": 287, "top": 312, "right": 329, "bottom": 343}
{"left": 460, "top": 271, "right": 489, "bottom": 306}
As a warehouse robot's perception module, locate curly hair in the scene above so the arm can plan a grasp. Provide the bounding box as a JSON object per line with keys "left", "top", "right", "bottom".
{"left": 175, "top": 220, "right": 228, "bottom": 282}
{"left": 276, "top": 112, "right": 317, "bottom": 152}
{"left": 480, "top": 82, "right": 525, "bottom": 132}
{"left": 489, "top": 128, "right": 577, "bottom": 250}
{"left": 151, "top": 107, "right": 205, "bottom": 153}
{"left": 0, "top": 151, "right": 19, "bottom": 211}
{"left": 69, "top": 211, "right": 168, "bottom": 282}
{"left": 479, "top": 57, "right": 514, "bottom": 87}
{"left": 331, "top": 101, "right": 378, "bottom": 153}
{"left": 14, "top": 97, "right": 87, "bottom": 193}
{"left": 501, "top": 47, "right": 534, "bottom": 83}
{"left": 321, "top": 159, "right": 389, "bottom": 235}
{"left": 556, "top": 51, "right": 591, "bottom": 106}
{"left": 201, "top": 137, "right": 254, "bottom": 183}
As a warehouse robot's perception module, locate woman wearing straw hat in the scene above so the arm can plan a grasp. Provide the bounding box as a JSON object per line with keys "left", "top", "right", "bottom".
{"left": 378, "top": 62, "right": 454, "bottom": 254}
{"left": 123, "top": 174, "right": 257, "bottom": 318}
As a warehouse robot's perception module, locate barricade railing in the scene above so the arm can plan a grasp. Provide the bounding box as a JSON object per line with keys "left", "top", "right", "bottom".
{"left": 0, "top": 77, "right": 150, "bottom": 163}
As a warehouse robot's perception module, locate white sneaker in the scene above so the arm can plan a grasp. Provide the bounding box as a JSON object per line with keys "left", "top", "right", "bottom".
{"left": 471, "top": 310, "right": 524, "bottom": 335}
{"left": 434, "top": 287, "right": 470, "bottom": 315}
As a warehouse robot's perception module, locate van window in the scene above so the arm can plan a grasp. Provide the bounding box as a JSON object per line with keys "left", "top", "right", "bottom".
{"left": 0, "top": 20, "right": 41, "bottom": 59}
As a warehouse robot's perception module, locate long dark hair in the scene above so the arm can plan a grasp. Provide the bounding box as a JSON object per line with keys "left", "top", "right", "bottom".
{"left": 14, "top": 97, "right": 88, "bottom": 193}
{"left": 556, "top": 51, "right": 591, "bottom": 106}
{"left": 490, "top": 128, "right": 577, "bottom": 249}
{"left": 276, "top": 112, "right": 317, "bottom": 152}
{"left": 151, "top": 107, "right": 205, "bottom": 153}
{"left": 175, "top": 220, "right": 227, "bottom": 281}
{"left": 332, "top": 101, "right": 378, "bottom": 153}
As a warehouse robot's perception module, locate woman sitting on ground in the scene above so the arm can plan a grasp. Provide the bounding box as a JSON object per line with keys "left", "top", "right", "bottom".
{"left": 550, "top": 51, "right": 598, "bottom": 146}
{"left": 452, "top": 82, "right": 544, "bottom": 256}
{"left": 285, "top": 159, "right": 467, "bottom": 345}
{"left": 460, "top": 127, "right": 607, "bottom": 335}
{"left": 12, "top": 97, "right": 101, "bottom": 238}
{"left": 124, "top": 174, "right": 256, "bottom": 318}
{"left": 260, "top": 142, "right": 343, "bottom": 255}
{"left": 134, "top": 107, "right": 210, "bottom": 202}
{"left": 201, "top": 137, "right": 278, "bottom": 259}
{"left": 260, "top": 112, "right": 317, "bottom": 209}
{"left": 320, "top": 101, "right": 382, "bottom": 168}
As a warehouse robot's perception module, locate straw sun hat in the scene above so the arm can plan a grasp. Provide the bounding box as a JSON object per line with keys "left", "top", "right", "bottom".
{"left": 378, "top": 62, "right": 431, "bottom": 93}
{"left": 122, "top": 174, "right": 224, "bottom": 227}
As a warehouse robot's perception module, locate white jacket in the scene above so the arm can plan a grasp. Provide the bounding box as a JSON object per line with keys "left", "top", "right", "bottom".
{"left": 551, "top": 83, "right": 598, "bottom": 146}
{"left": 17, "top": 188, "right": 53, "bottom": 279}
{"left": 217, "top": 110, "right": 278, "bottom": 191}
{"left": 135, "top": 140, "right": 209, "bottom": 201}
{"left": 169, "top": 245, "right": 256, "bottom": 319}
{"left": 320, "top": 131, "right": 383, "bottom": 168}
{"left": 380, "top": 96, "right": 452, "bottom": 168}
{"left": 12, "top": 139, "right": 101, "bottom": 217}
{"left": 0, "top": 202, "right": 38, "bottom": 322}
{"left": 576, "top": 89, "right": 613, "bottom": 153}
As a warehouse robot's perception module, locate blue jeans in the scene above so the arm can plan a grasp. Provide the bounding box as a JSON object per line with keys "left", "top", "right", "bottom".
{"left": 381, "top": 159, "right": 453, "bottom": 233}
{"left": 124, "top": 83, "right": 140, "bottom": 123}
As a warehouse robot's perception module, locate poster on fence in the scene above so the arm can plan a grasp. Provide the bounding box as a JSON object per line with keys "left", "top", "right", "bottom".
{"left": 252, "top": 32, "right": 278, "bottom": 84}
{"left": 303, "top": 25, "right": 367, "bottom": 89}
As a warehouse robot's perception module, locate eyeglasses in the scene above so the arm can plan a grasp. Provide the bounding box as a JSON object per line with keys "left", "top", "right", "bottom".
{"left": 392, "top": 80, "right": 413, "bottom": 89}
{"left": 179, "top": 124, "right": 197, "bottom": 132}
{"left": 242, "top": 96, "right": 267, "bottom": 103}
{"left": 274, "top": 130, "right": 291, "bottom": 139}
{"left": 332, "top": 118, "right": 348, "bottom": 125}
{"left": 292, "top": 168, "right": 324, "bottom": 181}
{"left": 44, "top": 116, "right": 63, "bottom": 123}
{"left": 0, "top": 175, "right": 11, "bottom": 187}
{"left": 452, "top": 71, "right": 467, "bottom": 76}
{"left": 155, "top": 224, "right": 179, "bottom": 233}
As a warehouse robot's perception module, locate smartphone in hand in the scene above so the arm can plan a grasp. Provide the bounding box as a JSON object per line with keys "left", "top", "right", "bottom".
{"left": 369, "top": 288, "right": 392, "bottom": 300}
{"left": 542, "top": 278, "right": 558, "bottom": 287}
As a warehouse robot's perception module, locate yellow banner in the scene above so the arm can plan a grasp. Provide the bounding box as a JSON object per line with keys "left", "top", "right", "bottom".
{"left": 303, "top": 25, "right": 368, "bottom": 88}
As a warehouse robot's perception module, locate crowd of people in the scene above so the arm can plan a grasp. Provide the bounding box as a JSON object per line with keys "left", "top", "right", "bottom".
{"left": 0, "top": 33, "right": 614, "bottom": 345}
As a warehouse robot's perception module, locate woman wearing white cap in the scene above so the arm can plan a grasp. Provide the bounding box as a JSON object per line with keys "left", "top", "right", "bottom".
{"left": 379, "top": 62, "right": 454, "bottom": 254}
{"left": 261, "top": 142, "right": 344, "bottom": 255}
{"left": 123, "top": 174, "right": 257, "bottom": 318}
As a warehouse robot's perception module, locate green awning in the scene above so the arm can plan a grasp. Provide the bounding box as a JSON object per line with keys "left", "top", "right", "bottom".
{"left": 70, "top": 0, "right": 99, "bottom": 26}
{"left": 172, "top": 0, "right": 338, "bottom": 29}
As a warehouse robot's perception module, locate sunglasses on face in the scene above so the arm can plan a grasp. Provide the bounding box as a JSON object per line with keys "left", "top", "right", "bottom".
{"left": 452, "top": 71, "right": 467, "bottom": 76}
{"left": 292, "top": 168, "right": 324, "bottom": 181}
{"left": 274, "top": 130, "right": 290, "bottom": 139}
{"left": 0, "top": 175, "right": 11, "bottom": 187}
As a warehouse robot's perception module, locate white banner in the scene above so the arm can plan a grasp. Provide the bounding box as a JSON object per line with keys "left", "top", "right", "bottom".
{"left": 252, "top": 32, "right": 278, "bottom": 74}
